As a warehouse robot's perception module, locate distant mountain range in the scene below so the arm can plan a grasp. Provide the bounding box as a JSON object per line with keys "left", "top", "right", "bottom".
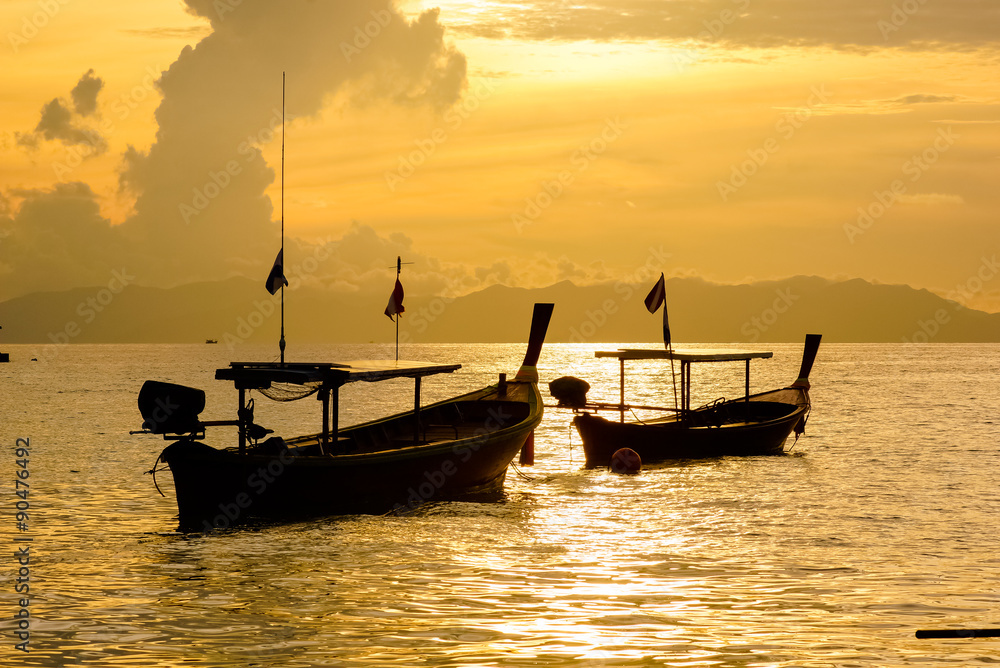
{"left": 1, "top": 275, "right": 997, "bottom": 345}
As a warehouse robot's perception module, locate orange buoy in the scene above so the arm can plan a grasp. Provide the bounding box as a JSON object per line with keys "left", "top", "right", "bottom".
{"left": 610, "top": 447, "right": 641, "bottom": 474}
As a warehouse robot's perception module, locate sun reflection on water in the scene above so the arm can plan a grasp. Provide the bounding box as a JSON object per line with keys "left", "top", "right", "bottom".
{"left": 4, "top": 342, "right": 1000, "bottom": 666}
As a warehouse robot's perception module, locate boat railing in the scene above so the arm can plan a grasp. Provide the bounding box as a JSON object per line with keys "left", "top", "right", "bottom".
{"left": 546, "top": 401, "right": 681, "bottom": 413}
{"left": 587, "top": 348, "right": 776, "bottom": 423}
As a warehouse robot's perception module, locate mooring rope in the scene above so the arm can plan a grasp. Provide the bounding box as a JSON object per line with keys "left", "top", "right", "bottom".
{"left": 144, "top": 454, "right": 168, "bottom": 497}
{"left": 510, "top": 460, "right": 535, "bottom": 481}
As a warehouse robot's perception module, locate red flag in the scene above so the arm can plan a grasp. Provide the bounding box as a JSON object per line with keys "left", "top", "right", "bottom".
{"left": 644, "top": 273, "right": 671, "bottom": 348}
{"left": 384, "top": 277, "right": 404, "bottom": 321}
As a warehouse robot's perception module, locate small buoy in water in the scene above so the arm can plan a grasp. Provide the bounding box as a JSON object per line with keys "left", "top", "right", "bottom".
{"left": 610, "top": 448, "right": 641, "bottom": 474}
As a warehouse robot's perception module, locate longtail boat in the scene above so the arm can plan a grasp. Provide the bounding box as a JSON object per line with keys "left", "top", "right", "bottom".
{"left": 567, "top": 334, "right": 821, "bottom": 467}
{"left": 139, "top": 303, "right": 554, "bottom": 531}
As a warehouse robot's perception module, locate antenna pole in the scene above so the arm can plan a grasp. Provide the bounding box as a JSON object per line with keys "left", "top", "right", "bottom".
{"left": 395, "top": 256, "right": 401, "bottom": 362}
{"left": 664, "top": 293, "right": 678, "bottom": 412}
{"left": 279, "top": 71, "right": 286, "bottom": 365}
{"left": 668, "top": 342, "right": 679, "bottom": 412}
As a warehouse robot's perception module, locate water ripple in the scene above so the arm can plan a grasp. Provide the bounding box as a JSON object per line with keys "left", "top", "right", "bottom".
{"left": 4, "top": 343, "right": 1000, "bottom": 666}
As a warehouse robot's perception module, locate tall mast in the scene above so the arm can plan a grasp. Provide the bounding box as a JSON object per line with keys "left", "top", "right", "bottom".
{"left": 396, "top": 257, "right": 401, "bottom": 361}
{"left": 279, "top": 71, "right": 286, "bottom": 365}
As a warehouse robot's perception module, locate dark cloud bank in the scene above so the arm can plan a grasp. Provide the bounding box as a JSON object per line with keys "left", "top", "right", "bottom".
{"left": 4, "top": 0, "right": 997, "bottom": 302}
{"left": 1, "top": 0, "right": 466, "bottom": 300}
{"left": 444, "top": 0, "right": 1000, "bottom": 50}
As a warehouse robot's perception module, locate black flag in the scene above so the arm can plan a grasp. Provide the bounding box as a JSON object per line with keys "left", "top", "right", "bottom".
{"left": 265, "top": 249, "right": 288, "bottom": 295}
{"left": 644, "top": 273, "right": 671, "bottom": 348}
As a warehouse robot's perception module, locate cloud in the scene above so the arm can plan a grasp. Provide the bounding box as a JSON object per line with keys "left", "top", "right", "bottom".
{"left": 427, "top": 0, "right": 1000, "bottom": 50}
{"left": 114, "top": 0, "right": 467, "bottom": 288}
{"left": 295, "top": 223, "right": 617, "bottom": 297}
{"left": 893, "top": 94, "right": 958, "bottom": 105}
{"left": 802, "top": 92, "right": 972, "bottom": 116}
{"left": 122, "top": 26, "right": 211, "bottom": 39}
{"left": 33, "top": 99, "right": 99, "bottom": 146}
{"left": 475, "top": 261, "right": 512, "bottom": 285}
{"left": 932, "top": 118, "right": 1000, "bottom": 124}
{"left": 1, "top": 1, "right": 468, "bottom": 300}
{"left": 0, "top": 191, "right": 639, "bottom": 305}
{"left": 897, "top": 193, "right": 966, "bottom": 205}
{"left": 16, "top": 71, "right": 108, "bottom": 153}
{"left": 465, "top": 253, "right": 612, "bottom": 290}
{"left": 71, "top": 69, "right": 104, "bottom": 116}
{"left": 280, "top": 223, "right": 500, "bottom": 299}
{"left": 0, "top": 183, "right": 124, "bottom": 294}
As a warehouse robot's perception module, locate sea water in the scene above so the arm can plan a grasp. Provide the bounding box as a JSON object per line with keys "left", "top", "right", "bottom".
{"left": 1, "top": 342, "right": 999, "bottom": 667}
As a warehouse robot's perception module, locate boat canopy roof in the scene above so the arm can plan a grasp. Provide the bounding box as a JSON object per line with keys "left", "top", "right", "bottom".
{"left": 595, "top": 348, "right": 773, "bottom": 363}
{"left": 216, "top": 360, "right": 461, "bottom": 389}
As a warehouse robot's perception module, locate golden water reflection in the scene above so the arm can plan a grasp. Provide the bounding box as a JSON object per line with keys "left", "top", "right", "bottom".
{"left": 3, "top": 342, "right": 1000, "bottom": 666}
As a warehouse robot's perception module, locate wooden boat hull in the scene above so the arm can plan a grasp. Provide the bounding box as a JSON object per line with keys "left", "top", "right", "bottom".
{"left": 159, "top": 381, "right": 541, "bottom": 530}
{"left": 574, "top": 387, "right": 809, "bottom": 467}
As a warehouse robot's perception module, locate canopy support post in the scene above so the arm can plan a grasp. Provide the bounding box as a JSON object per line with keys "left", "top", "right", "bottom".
{"left": 319, "top": 386, "right": 329, "bottom": 455}
{"left": 745, "top": 359, "right": 751, "bottom": 402}
{"left": 619, "top": 358, "right": 626, "bottom": 423}
{"left": 331, "top": 385, "right": 339, "bottom": 443}
{"left": 681, "top": 360, "right": 691, "bottom": 417}
{"left": 413, "top": 376, "right": 422, "bottom": 445}
{"left": 238, "top": 387, "right": 246, "bottom": 455}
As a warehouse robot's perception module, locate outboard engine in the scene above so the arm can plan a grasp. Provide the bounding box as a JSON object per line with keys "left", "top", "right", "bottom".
{"left": 138, "top": 380, "right": 205, "bottom": 435}
{"left": 548, "top": 376, "right": 591, "bottom": 408}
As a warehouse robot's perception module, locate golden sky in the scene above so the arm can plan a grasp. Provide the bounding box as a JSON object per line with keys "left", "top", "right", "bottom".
{"left": 1, "top": 0, "right": 998, "bottom": 310}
